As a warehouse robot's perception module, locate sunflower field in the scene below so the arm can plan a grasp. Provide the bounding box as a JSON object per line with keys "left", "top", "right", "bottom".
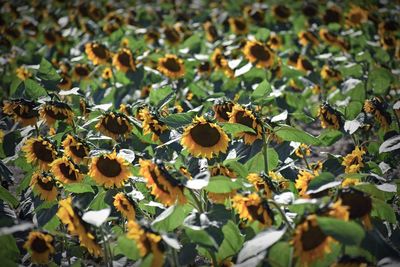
{"left": 1, "top": 0, "right": 400, "bottom": 266}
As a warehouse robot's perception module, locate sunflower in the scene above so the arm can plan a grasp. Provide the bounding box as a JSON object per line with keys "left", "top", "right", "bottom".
{"left": 228, "top": 104, "right": 262, "bottom": 145}
{"left": 44, "top": 29, "right": 61, "bottom": 47}
{"left": 62, "top": 134, "right": 90, "bottom": 164}
{"left": 73, "top": 63, "right": 90, "bottom": 81}
{"left": 326, "top": 199, "right": 350, "bottom": 221}
{"left": 39, "top": 101, "right": 74, "bottom": 126}
{"left": 318, "top": 103, "right": 342, "bottom": 130}
{"left": 228, "top": 17, "right": 248, "bottom": 35}
{"left": 95, "top": 111, "right": 133, "bottom": 139}
{"left": 203, "top": 21, "right": 218, "bottom": 42}
{"left": 163, "top": 25, "right": 181, "bottom": 46}
{"left": 145, "top": 29, "right": 160, "bottom": 44}
{"left": 341, "top": 177, "right": 361, "bottom": 188}
{"left": 22, "top": 136, "right": 58, "bottom": 170}
{"left": 342, "top": 146, "right": 365, "bottom": 174}
{"left": 288, "top": 52, "right": 300, "bottom": 67}
{"left": 181, "top": 116, "right": 229, "bottom": 159}
{"left": 345, "top": 5, "right": 368, "bottom": 28}
{"left": 157, "top": 54, "right": 185, "bottom": 79}
{"left": 139, "top": 159, "right": 186, "bottom": 206}
{"left": 113, "top": 192, "right": 136, "bottom": 220}
{"left": 243, "top": 6, "right": 265, "bottom": 24}
{"left": 211, "top": 48, "right": 234, "bottom": 78}
{"left": 364, "top": 98, "right": 392, "bottom": 129}
{"left": 295, "top": 144, "right": 311, "bottom": 158}
{"left": 339, "top": 188, "right": 373, "bottom": 229}
{"left": 208, "top": 165, "right": 237, "bottom": 203}
{"left": 57, "top": 74, "right": 72, "bottom": 90}
{"left": 16, "top": 66, "right": 32, "bottom": 80}
{"left": 311, "top": 161, "right": 323, "bottom": 175}
{"left": 243, "top": 40, "right": 274, "bottom": 68}
{"left": 272, "top": 4, "right": 291, "bottom": 21}
{"left": 51, "top": 156, "right": 83, "bottom": 184}
{"left": 323, "top": 5, "right": 342, "bottom": 24}
{"left": 113, "top": 48, "right": 136, "bottom": 73}
{"left": 320, "top": 65, "right": 341, "bottom": 82}
{"left": 213, "top": 101, "right": 234, "bottom": 122}
{"left": 30, "top": 171, "right": 58, "bottom": 201}
{"left": 57, "top": 197, "right": 102, "bottom": 257}
{"left": 319, "top": 28, "right": 348, "bottom": 50}
{"left": 89, "top": 151, "right": 131, "bottom": 188}
{"left": 198, "top": 61, "right": 212, "bottom": 76}
{"left": 102, "top": 67, "right": 113, "bottom": 79}
{"left": 269, "top": 171, "right": 290, "bottom": 190}
{"left": 298, "top": 31, "right": 319, "bottom": 47}
{"left": 331, "top": 255, "right": 371, "bottom": 267}
{"left": 126, "top": 220, "right": 165, "bottom": 267}
{"left": 24, "top": 231, "right": 54, "bottom": 264}
{"left": 139, "top": 108, "right": 168, "bottom": 142}
{"left": 267, "top": 32, "right": 282, "bottom": 51}
{"left": 247, "top": 173, "right": 273, "bottom": 198}
{"left": 3, "top": 98, "right": 38, "bottom": 126}
{"left": 231, "top": 192, "right": 273, "bottom": 227}
{"left": 85, "top": 42, "right": 110, "bottom": 65}
{"left": 380, "top": 35, "right": 396, "bottom": 50}
{"left": 295, "top": 169, "right": 315, "bottom": 197}
{"left": 302, "top": 3, "right": 319, "bottom": 18}
{"left": 292, "top": 215, "right": 334, "bottom": 267}
{"left": 296, "top": 57, "right": 314, "bottom": 72}
{"left": 378, "top": 20, "right": 399, "bottom": 36}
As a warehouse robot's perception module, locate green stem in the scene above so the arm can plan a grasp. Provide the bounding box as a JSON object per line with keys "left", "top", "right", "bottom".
{"left": 34, "top": 123, "right": 40, "bottom": 136}
{"left": 262, "top": 129, "right": 270, "bottom": 173}
{"left": 189, "top": 189, "right": 204, "bottom": 213}
{"left": 268, "top": 200, "right": 294, "bottom": 232}
{"left": 299, "top": 147, "right": 311, "bottom": 170}
{"left": 100, "top": 227, "right": 111, "bottom": 267}
{"left": 172, "top": 248, "right": 179, "bottom": 267}
{"left": 61, "top": 225, "right": 71, "bottom": 266}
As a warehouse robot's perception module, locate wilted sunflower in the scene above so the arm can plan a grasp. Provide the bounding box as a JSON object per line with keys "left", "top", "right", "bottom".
{"left": 181, "top": 116, "right": 229, "bottom": 159}
{"left": 16, "top": 66, "right": 32, "bottom": 80}
{"left": 228, "top": 17, "right": 248, "bottom": 35}
{"left": 85, "top": 42, "right": 110, "bottom": 65}
{"left": 113, "top": 48, "right": 136, "bottom": 73}
{"left": 89, "top": 151, "right": 131, "bottom": 188}
{"left": 228, "top": 104, "right": 262, "bottom": 145}
{"left": 39, "top": 101, "right": 74, "bottom": 126}
{"left": 203, "top": 21, "right": 218, "bottom": 42}
{"left": 342, "top": 146, "right": 365, "bottom": 174}
{"left": 3, "top": 98, "right": 38, "bottom": 126}
{"left": 73, "top": 63, "right": 90, "bottom": 80}
{"left": 318, "top": 103, "right": 342, "bottom": 130}
{"left": 113, "top": 192, "right": 136, "bottom": 220}
{"left": 345, "top": 5, "right": 368, "bottom": 28}
{"left": 272, "top": 4, "right": 291, "bottom": 21}
{"left": 139, "top": 159, "right": 186, "bottom": 206}
{"left": 51, "top": 156, "right": 83, "bottom": 184}
{"left": 295, "top": 169, "right": 315, "bottom": 197}
{"left": 30, "top": 171, "right": 58, "bottom": 201}
{"left": 126, "top": 220, "right": 165, "bottom": 267}
{"left": 157, "top": 54, "right": 185, "bottom": 79}
{"left": 62, "top": 134, "right": 90, "bottom": 164}
{"left": 213, "top": 101, "right": 234, "bottom": 122}
{"left": 339, "top": 188, "right": 373, "bottom": 229}
{"left": 139, "top": 108, "right": 168, "bottom": 142}
{"left": 247, "top": 173, "right": 273, "bottom": 198}
{"left": 323, "top": 5, "right": 342, "bottom": 24}
{"left": 211, "top": 48, "right": 234, "bottom": 78}
{"left": 95, "top": 111, "right": 133, "bottom": 139}
{"left": 231, "top": 192, "right": 273, "bottom": 227}
{"left": 298, "top": 31, "right": 319, "bottom": 47}
{"left": 364, "top": 98, "right": 392, "bottom": 129}
{"left": 57, "top": 197, "right": 102, "bottom": 256}
{"left": 292, "top": 215, "right": 334, "bottom": 266}
{"left": 24, "top": 231, "right": 54, "bottom": 264}
{"left": 22, "top": 136, "right": 58, "bottom": 170}
{"left": 243, "top": 40, "right": 274, "bottom": 68}
{"left": 208, "top": 164, "right": 237, "bottom": 203}
{"left": 57, "top": 74, "right": 72, "bottom": 90}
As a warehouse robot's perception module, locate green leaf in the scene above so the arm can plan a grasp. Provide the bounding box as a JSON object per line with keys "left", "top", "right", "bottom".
{"left": 0, "top": 185, "right": 18, "bottom": 208}
{"left": 245, "top": 149, "right": 278, "bottom": 173}
{"left": 355, "top": 183, "right": 395, "bottom": 201}
{"left": 43, "top": 216, "right": 60, "bottom": 232}
{"left": 318, "top": 130, "right": 343, "bottom": 146}
{"left": 115, "top": 236, "right": 140, "bottom": 260}
{"left": 37, "top": 58, "right": 61, "bottom": 81}
{"left": 64, "top": 183, "right": 94, "bottom": 194}
{"left": 206, "top": 176, "right": 241, "bottom": 193}
{"left": 182, "top": 34, "right": 201, "bottom": 51}
{"left": 221, "top": 122, "right": 256, "bottom": 135}
{"left": 275, "top": 125, "right": 321, "bottom": 145}
{"left": 24, "top": 79, "right": 47, "bottom": 98}
{"left": 252, "top": 80, "right": 271, "bottom": 100}
{"left": 10, "top": 79, "right": 23, "bottom": 97}
{"left": 268, "top": 241, "right": 292, "bottom": 267}
{"left": 255, "top": 28, "right": 270, "bottom": 41}
{"left": 0, "top": 235, "right": 19, "bottom": 265}
{"left": 159, "top": 112, "right": 196, "bottom": 128}
{"left": 317, "top": 217, "right": 365, "bottom": 245}
{"left": 367, "top": 67, "right": 392, "bottom": 95}
{"left": 89, "top": 190, "right": 109, "bottom": 210}
{"left": 152, "top": 204, "right": 190, "bottom": 232}
{"left": 184, "top": 228, "right": 218, "bottom": 249}
{"left": 345, "top": 102, "right": 363, "bottom": 120}
{"left": 150, "top": 86, "right": 173, "bottom": 106}
{"left": 371, "top": 198, "right": 396, "bottom": 224}
{"left": 217, "top": 220, "right": 244, "bottom": 261}
{"left": 307, "top": 172, "right": 335, "bottom": 191}
{"left": 223, "top": 160, "right": 248, "bottom": 178}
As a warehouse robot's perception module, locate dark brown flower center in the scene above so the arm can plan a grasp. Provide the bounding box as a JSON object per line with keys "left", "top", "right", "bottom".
{"left": 302, "top": 4, "right": 318, "bottom": 17}
{"left": 324, "top": 9, "right": 341, "bottom": 24}
{"left": 189, "top": 123, "right": 221, "bottom": 147}
{"left": 162, "top": 58, "right": 182, "bottom": 73}
{"left": 350, "top": 13, "right": 363, "bottom": 23}
{"left": 300, "top": 223, "right": 327, "bottom": 251}
{"left": 235, "top": 111, "right": 257, "bottom": 135}
{"left": 301, "top": 59, "right": 313, "bottom": 71}
{"left": 165, "top": 28, "right": 180, "bottom": 43}
{"left": 70, "top": 144, "right": 88, "bottom": 159}
{"left": 149, "top": 169, "right": 169, "bottom": 193}
{"left": 206, "top": 25, "right": 218, "bottom": 39}
{"left": 31, "top": 237, "right": 49, "bottom": 253}
{"left": 96, "top": 156, "right": 122, "bottom": 177}
{"left": 216, "top": 103, "right": 233, "bottom": 121}
{"left": 247, "top": 205, "right": 267, "bottom": 224}
{"left": 14, "top": 104, "right": 38, "bottom": 119}
{"left": 33, "top": 141, "right": 55, "bottom": 163}
{"left": 118, "top": 52, "right": 132, "bottom": 67}
{"left": 384, "top": 20, "right": 399, "bottom": 31}
{"left": 92, "top": 44, "right": 108, "bottom": 59}
{"left": 45, "top": 107, "right": 69, "bottom": 120}
{"left": 102, "top": 115, "right": 130, "bottom": 135}
{"left": 59, "top": 163, "right": 77, "bottom": 181}
{"left": 340, "top": 191, "right": 372, "bottom": 219}
{"left": 75, "top": 66, "right": 89, "bottom": 77}
{"left": 275, "top": 5, "right": 291, "bottom": 19}
{"left": 234, "top": 19, "right": 246, "bottom": 31}
{"left": 37, "top": 177, "right": 54, "bottom": 191}
{"left": 250, "top": 44, "right": 270, "bottom": 61}
{"left": 199, "top": 62, "right": 211, "bottom": 72}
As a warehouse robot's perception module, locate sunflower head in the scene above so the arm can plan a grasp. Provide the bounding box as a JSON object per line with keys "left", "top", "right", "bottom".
{"left": 50, "top": 156, "right": 83, "bottom": 184}
{"left": 297, "top": 57, "right": 314, "bottom": 72}
{"left": 295, "top": 144, "right": 311, "bottom": 158}
{"left": 228, "top": 104, "right": 263, "bottom": 145}
{"left": 342, "top": 146, "right": 365, "bottom": 174}
{"left": 320, "top": 65, "right": 341, "bottom": 82}
{"left": 326, "top": 199, "right": 350, "bottom": 221}
{"left": 89, "top": 151, "right": 132, "bottom": 188}
{"left": 73, "top": 63, "right": 90, "bottom": 81}
{"left": 213, "top": 100, "right": 234, "bottom": 122}
{"left": 339, "top": 188, "right": 373, "bottom": 229}
{"left": 30, "top": 171, "right": 58, "bottom": 201}
{"left": 140, "top": 108, "right": 168, "bottom": 142}
{"left": 57, "top": 74, "right": 72, "bottom": 90}
{"left": 22, "top": 136, "right": 58, "bottom": 170}
{"left": 113, "top": 192, "right": 136, "bottom": 219}
{"left": 95, "top": 111, "right": 133, "bottom": 139}
{"left": 203, "top": 21, "right": 218, "bottom": 42}
{"left": 16, "top": 66, "right": 32, "bottom": 80}
{"left": 380, "top": 35, "right": 396, "bottom": 50}
{"left": 269, "top": 171, "right": 290, "bottom": 190}
{"left": 24, "top": 231, "right": 55, "bottom": 264}
{"left": 44, "top": 29, "right": 61, "bottom": 46}
{"left": 139, "top": 159, "right": 187, "bottom": 206}
{"left": 62, "top": 134, "right": 90, "bottom": 164}
{"left": 243, "top": 6, "right": 265, "bottom": 24}
{"left": 247, "top": 173, "right": 273, "bottom": 198}
{"left": 346, "top": 5, "right": 368, "bottom": 28}
{"left": 298, "top": 31, "right": 319, "bottom": 47}
{"left": 267, "top": 32, "right": 282, "bottom": 50}
{"left": 181, "top": 116, "right": 229, "bottom": 159}
{"left": 243, "top": 40, "right": 275, "bottom": 68}
{"left": 208, "top": 164, "right": 237, "bottom": 203}
{"left": 272, "top": 4, "right": 291, "bottom": 21}
{"left": 318, "top": 103, "right": 342, "bottom": 130}
{"left": 39, "top": 101, "right": 74, "bottom": 126}
{"left": 3, "top": 98, "right": 38, "bottom": 126}
{"left": 323, "top": 5, "right": 342, "bottom": 24}
{"left": 332, "top": 255, "right": 371, "bottom": 267}
{"left": 157, "top": 54, "right": 185, "bottom": 79}
{"left": 295, "top": 169, "right": 315, "bottom": 197}
{"left": 85, "top": 42, "right": 110, "bottom": 65}
{"left": 302, "top": 3, "right": 318, "bottom": 18}
{"left": 113, "top": 48, "right": 136, "bottom": 73}
{"left": 163, "top": 25, "right": 182, "bottom": 45}
{"left": 228, "top": 17, "right": 248, "bottom": 35}
{"left": 102, "top": 67, "right": 113, "bottom": 79}
{"left": 145, "top": 29, "right": 160, "bottom": 44}
{"left": 198, "top": 61, "right": 212, "bottom": 76}
{"left": 364, "top": 98, "right": 391, "bottom": 129}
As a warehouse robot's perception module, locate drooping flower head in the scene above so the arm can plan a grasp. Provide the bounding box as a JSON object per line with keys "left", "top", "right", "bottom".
{"left": 22, "top": 136, "right": 58, "bottom": 170}
{"left": 113, "top": 192, "right": 136, "bottom": 220}
{"left": 62, "top": 134, "right": 90, "bottom": 164}
{"left": 208, "top": 164, "right": 237, "bottom": 203}
{"left": 232, "top": 192, "right": 274, "bottom": 227}
{"left": 228, "top": 17, "right": 248, "bottom": 35}
{"left": 318, "top": 103, "right": 343, "bottom": 130}
{"left": 95, "top": 111, "right": 133, "bottom": 139}
{"left": 85, "top": 42, "right": 110, "bottom": 65}
{"left": 24, "top": 231, "right": 55, "bottom": 264}
{"left": 139, "top": 107, "right": 168, "bottom": 142}
{"left": 247, "top": 173, "right": 273, "bottom": 198}
{"left": 51, "top": 156, "right": 83, "bottom": 184}
{"left": 339, "top": 188, "right": 373, "bottom": 229}
{"left": 341, "top": 146, "right": 366, "bottom": 174}
{"left": 39, "top": 101, "right": 74, "bottom": 126}
{"left": 213, "top": 100, "right": 235, "bottom": 122}
{"left": 30, "top": 171, "right": 58, "bottom": 201}
{"left": 228, "top": 104, "right": 263, "bottom": 145}
{"left": 243, "top": 40, "right": 275, "bottom": 68}
{"left": 3, "top": 98, "right": 38, "bottom": 126}
{"left": 295, "top": 169, "right": 316, "bottom": 197}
